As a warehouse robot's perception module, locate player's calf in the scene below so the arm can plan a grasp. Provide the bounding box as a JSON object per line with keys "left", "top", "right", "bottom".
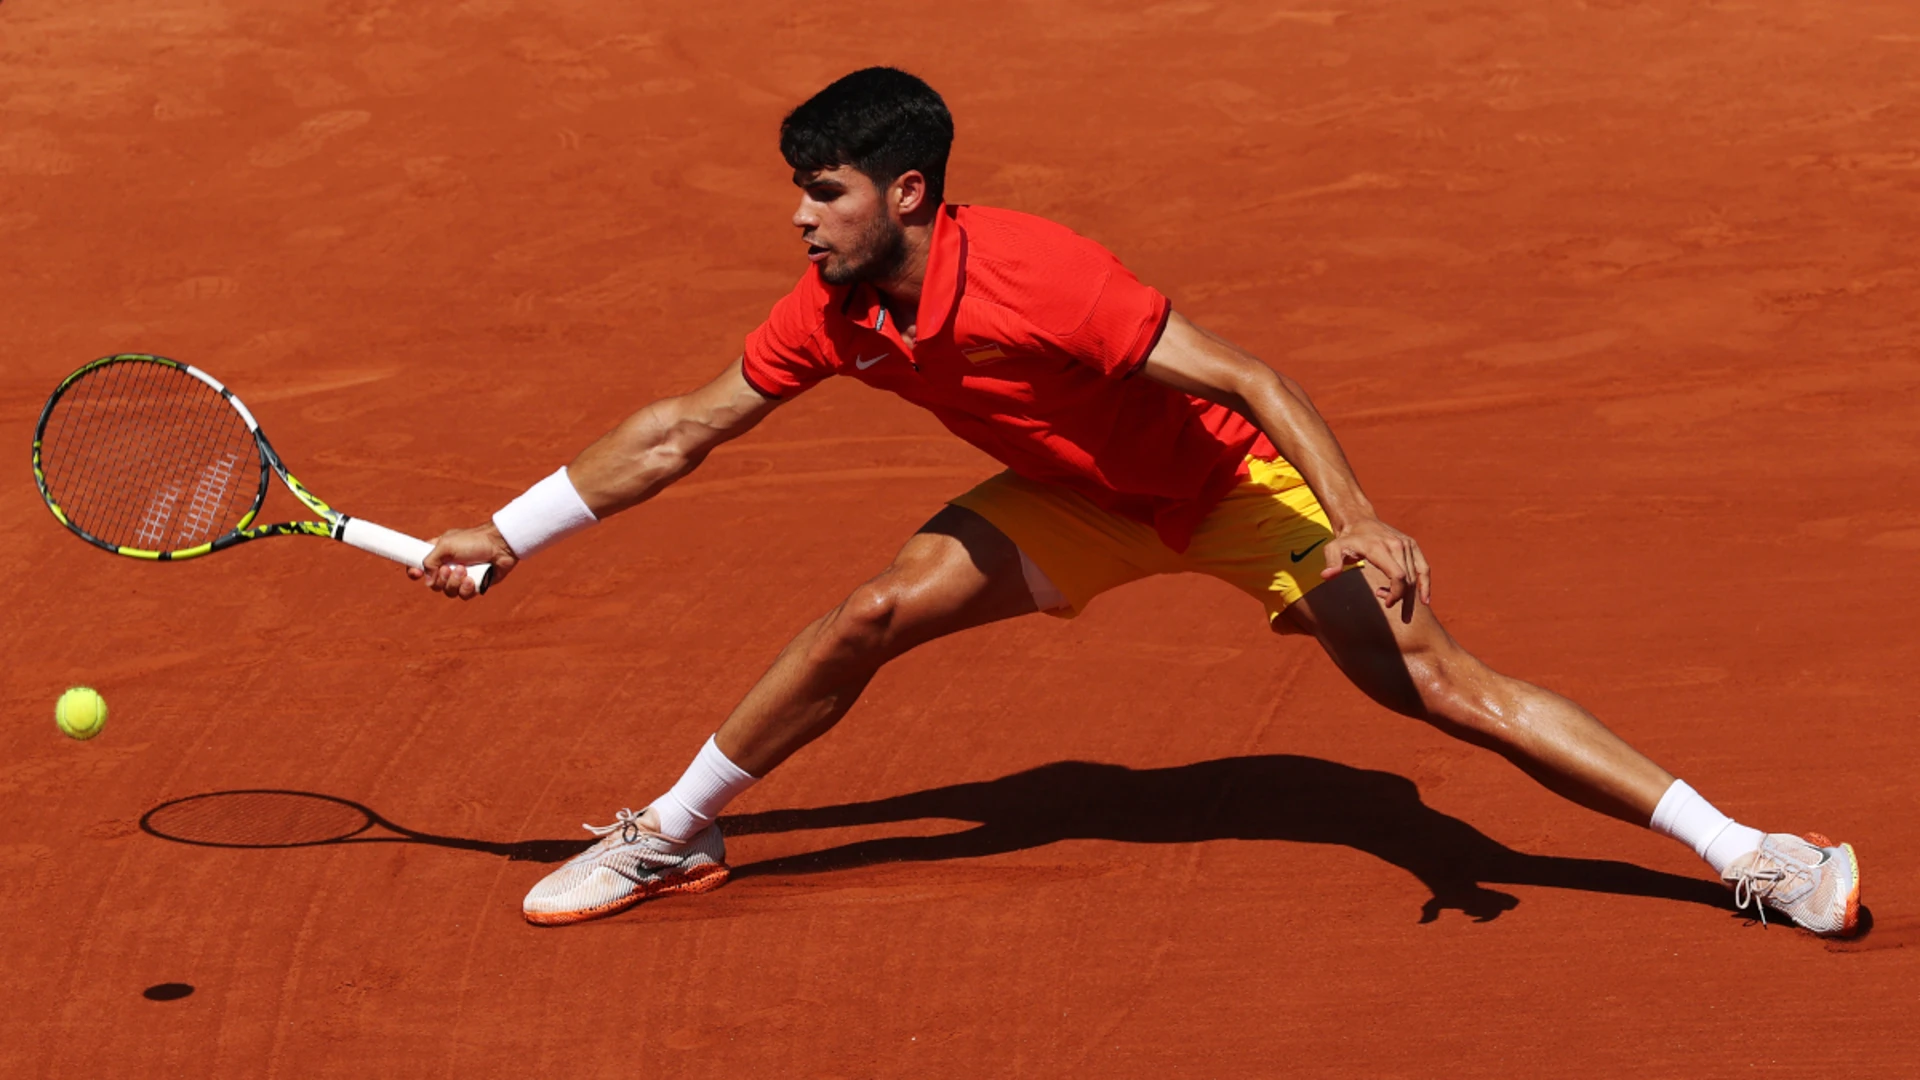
{"left": 1290, "top": 568, "right": 1863, "bottom": 935}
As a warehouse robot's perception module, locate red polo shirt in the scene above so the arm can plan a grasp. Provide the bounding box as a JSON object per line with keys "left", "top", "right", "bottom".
{"left": 742, "top": 203, "right": 1275, "bottom": 552}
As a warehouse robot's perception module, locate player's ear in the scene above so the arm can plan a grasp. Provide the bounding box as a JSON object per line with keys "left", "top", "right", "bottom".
{"left": 892, "top": 169, "right": 928, "bottom": 216}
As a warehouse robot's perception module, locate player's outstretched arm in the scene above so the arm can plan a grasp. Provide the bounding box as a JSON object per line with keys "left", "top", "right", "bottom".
{"left": 415, "top": 358, "right": 778, "bottom": 597}
{"left": 1139, "top": 312, "right": 1430, "bottom": 610}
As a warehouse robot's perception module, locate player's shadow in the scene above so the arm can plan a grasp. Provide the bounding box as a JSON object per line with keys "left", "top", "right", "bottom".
{"left": 720, "top": 755, "right": 1733, "bottom": 923}
{"left": 135, "top": 758, "right": 1734, "bottom": 924}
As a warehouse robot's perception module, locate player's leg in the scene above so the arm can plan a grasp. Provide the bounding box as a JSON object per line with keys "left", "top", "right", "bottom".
{"left": 521, "top": 504, "right": 1048, "bottom": 925}
{"left": 1283, "top": 567, "right": 1860, "bottom": 934}
{"left": 649, "top": 502, "right": 1041, "bottom": 834}
{"left": 716, "top": 503, "right": 1042, "bottom": 774}
{"left": 1282, "top": 567, "right": 1671, "bottom": 823}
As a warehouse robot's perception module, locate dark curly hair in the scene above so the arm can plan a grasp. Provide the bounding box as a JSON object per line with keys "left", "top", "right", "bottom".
{"left": 780, "top": 67, "right": 954, "bottom": 204}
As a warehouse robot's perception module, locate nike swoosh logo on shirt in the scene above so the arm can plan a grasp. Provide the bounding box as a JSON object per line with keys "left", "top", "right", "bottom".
{"left": 1290, "top": 538, "right": 1330, "bottom": 563}
{"left": 854, "top": 353, "right": 889, "bottom": 370}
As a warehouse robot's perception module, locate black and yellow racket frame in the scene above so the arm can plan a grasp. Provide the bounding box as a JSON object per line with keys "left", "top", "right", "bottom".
{"left": 32, "top": 353, "right": 343, "bottom": 562}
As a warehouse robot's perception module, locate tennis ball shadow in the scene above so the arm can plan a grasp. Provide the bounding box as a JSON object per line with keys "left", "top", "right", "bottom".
{"left": 144, "top": 982, "right": 194, "bottom": 1002}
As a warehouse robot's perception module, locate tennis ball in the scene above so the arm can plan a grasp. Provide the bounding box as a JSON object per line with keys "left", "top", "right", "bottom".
{"left": 56, "top": 687, "right": 107, "bottom": 741}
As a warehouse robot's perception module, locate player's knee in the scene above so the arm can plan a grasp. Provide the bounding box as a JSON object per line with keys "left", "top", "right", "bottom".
{"left": 812, "top": 582, "right": 901, "bottom": 669}
{"left": 1404, "top": 650, "right": 1485, "bottom": 731}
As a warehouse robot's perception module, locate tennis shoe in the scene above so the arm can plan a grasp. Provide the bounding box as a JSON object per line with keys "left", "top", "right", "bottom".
{"left": 522, "top": 809, "right": 729, "bottom": 926}
{"left": 1721, "top": 832, "right": 1860, "bottom": 937}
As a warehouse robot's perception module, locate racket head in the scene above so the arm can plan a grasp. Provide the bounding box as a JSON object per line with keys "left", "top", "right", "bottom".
{"left": 34, "top": 354, "right": 271, "bottom": 560}
{"left": 140, "top": 790, "right": 377, "bottom": 848}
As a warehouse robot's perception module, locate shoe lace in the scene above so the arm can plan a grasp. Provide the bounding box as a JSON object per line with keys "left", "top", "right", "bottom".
{"left": 1728, "top": 849, "right": 1812, "bottom": 926}
{"left": 583, "top": 807, "right": 648, "bottom": 845}
{"left": 1728, "top": 860, "right": 1781, "bottom": 922}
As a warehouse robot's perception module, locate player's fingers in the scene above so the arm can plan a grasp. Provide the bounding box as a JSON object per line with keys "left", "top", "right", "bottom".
{"left": 1410, "top": 543, "right": 1433, "bottom": 604}
{"left": 1367, "top": 544, "right": 1406, "bottom": 592}
{"left": 1372, "top": 557, "right": 1410, "bottom": 607}
{"left": 1319, "top": 538, "right": 1352, "bottom": 580}
{"left": 1398, "top": 540, "right": 1421, "bottom": 614}
{"left": 1376, "top": 571, "right": 1406, "bottom": 608}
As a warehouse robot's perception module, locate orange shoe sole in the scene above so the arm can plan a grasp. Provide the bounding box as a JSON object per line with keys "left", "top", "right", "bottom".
{"left": 524, "top": 862, "right": 732, "bottom": 927}
{"left": 1800, "top": 832, "right": 1862, "bottom": 938}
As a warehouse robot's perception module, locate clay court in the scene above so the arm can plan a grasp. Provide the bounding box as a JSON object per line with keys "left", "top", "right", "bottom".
{"left": 4, "top": 0, "right": 1918, "bottom": 1074}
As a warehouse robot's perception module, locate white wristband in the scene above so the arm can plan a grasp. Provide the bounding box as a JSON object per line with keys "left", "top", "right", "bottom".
{"left": 491, "top": 467, "right": 598, "bottom": 558}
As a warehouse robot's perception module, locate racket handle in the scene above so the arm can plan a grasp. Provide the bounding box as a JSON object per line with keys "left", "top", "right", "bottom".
{"left": 337, "top": 516, "right": 493, "bottom": 593}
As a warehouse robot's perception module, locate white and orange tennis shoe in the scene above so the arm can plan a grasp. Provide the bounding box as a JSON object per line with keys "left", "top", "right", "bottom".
{"left": 522, "top": 809, "right": 730, "bottom": 926}
{"left": 1721, "top": 832, "right": 1861, "bottom": 936}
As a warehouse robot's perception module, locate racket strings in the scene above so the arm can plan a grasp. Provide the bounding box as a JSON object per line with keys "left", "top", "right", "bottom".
{"left": 40, "top": 360, "right": 264, "bottom": 552}
{"left": 52, "top": 361, "right": 218, "bottom": 549}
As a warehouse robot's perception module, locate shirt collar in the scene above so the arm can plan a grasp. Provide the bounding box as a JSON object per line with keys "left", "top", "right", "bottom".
{"left": 914, "top": 203, "right": 966, "bottom": 340}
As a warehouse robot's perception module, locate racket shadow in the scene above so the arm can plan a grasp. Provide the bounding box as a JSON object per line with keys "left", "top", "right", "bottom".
{"left": 138, "top": 789, "right": 593, "bottom": 864}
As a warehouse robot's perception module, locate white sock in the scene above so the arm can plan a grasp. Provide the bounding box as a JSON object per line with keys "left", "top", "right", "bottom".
{"left": 650, "top": 736, "right": 758, "bottom": 842}
{"left": 1649, "top": 779, "right": 1765, "bottom": 876}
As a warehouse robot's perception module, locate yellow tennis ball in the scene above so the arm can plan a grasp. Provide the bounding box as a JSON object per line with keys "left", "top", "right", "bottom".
{"left": 56, "top": 687, "right": 107, "bottom": 741}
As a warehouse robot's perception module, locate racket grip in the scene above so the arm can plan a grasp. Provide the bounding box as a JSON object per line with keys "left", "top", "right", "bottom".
{"left": 338, "top": 516, "right": 493, "bottom": 593}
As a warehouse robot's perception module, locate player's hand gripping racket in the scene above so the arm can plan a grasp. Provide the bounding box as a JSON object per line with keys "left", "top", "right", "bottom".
{"left": 31, "top": 353, "right": 491, "bottom": 592}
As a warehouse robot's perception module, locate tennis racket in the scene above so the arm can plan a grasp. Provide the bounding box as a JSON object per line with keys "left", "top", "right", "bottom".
{"left": 32, "top": 353, "right": 490, "bottom": 591}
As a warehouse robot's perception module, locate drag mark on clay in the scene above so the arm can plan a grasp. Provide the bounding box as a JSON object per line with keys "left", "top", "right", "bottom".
{"left": 1262, "top": 171, "right": 1405, "bottom": 206}
{"left": 0, "top": 128, "right": 77, "bottom": 176}
{"left": 1786, "top": 150, "right": 1920, "bottom": 172}
{"left": 247, "top": 370, "right": 400, "bottom": 402}
{"left": 246, "top": 110, "right": 372, "bottom": 168}
{"left": 1236, "top": 9, "right": 1346, "bottom": 29}
{"left": 1466, "top": 329, "right": 1628, "bottom": 367}
{"left": 1826, "top": 911, "right": 1912, "bottom": 953}
{"left": 1276, "top": 84, "right": 1449, "bottom": 127}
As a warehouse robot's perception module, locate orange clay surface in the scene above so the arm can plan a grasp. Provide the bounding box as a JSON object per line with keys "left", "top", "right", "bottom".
{"left": 4, "top": 0, "right": 1919, "bottom": 1076}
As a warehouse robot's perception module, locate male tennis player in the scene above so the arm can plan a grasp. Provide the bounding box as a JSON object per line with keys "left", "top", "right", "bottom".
{"left": 416, "top": 68, "right": 1860, "bottom": 934}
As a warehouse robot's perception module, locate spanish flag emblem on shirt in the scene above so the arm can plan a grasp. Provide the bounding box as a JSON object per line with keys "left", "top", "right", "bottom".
{"left": 962, "top": 343, "right": 1009, "bottom": 366}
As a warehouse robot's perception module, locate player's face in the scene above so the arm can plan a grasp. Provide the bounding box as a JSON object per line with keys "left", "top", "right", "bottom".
{"left": 792, "top": 166, "right": 906, "bottom": 286}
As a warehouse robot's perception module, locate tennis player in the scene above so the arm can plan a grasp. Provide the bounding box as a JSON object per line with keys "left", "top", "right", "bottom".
{"left": 416, "top": 68, "right": 1860, "bottom": 934}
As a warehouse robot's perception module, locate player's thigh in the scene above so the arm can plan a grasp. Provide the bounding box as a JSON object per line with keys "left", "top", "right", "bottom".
{"left": 856, "top": 504, "right": 1040, "bottom": 651}
{"left": 1281, "top": 564, "right": 1465, "bottom": 718}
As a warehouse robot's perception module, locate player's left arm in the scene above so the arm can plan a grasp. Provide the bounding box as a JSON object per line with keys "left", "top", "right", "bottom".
{"left": 1139, "top": 311, "right": 1430, "bottom": 608}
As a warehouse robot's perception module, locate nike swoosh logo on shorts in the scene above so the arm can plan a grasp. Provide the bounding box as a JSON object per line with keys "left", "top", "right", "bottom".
{"left": 854, "top": 353, "right": 889, "bottom": 370}
{"left": 1290, "top": 537, "right": 1329, "bottom": 563}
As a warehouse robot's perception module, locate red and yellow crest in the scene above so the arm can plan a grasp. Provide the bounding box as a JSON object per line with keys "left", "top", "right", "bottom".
{"left": 962, "top": 343, "right": 1009, "bottom": 366}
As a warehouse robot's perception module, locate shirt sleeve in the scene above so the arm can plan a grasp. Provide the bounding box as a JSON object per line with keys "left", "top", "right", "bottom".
{"left": 1057, "top": 249, "right": 1172, "bottom": 379}
{"left": 742, "top": 278, "right": 837, "bottom": 399}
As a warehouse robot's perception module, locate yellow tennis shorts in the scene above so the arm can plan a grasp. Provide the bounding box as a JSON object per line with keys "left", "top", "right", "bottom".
{"left": 950, "top": 455, "right": 1338, "bottom": 633}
